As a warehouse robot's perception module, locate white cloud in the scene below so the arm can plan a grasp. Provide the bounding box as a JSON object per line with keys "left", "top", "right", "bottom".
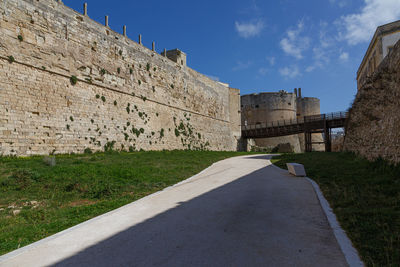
{"left": 280, "top": 21, "right": 310, "bottom": 59}
{"left": 232, "top": 61, "right": 252, "bottom": 71}
{"left": 279, "top": 65, "right": 301, "bottom": 79}
{"left": 329, "top": 0, "right": 348, "bottom": 8}
{"left": 339, "top": 0, "right": 400, "bottom": 45}
{"left": 258, "top": 67, "right": 268, "bottom": 76}
{"left": 267, "top": 56, "right": 276, "bottom": 66}
{"left": 339, "top": 52, "right": 349, "bottom": 61}
{"left": 235, "top": 20, "right": 264, "bottom": 38}
{"left": 306, "top": 66, "right": 315, "bottom": 72}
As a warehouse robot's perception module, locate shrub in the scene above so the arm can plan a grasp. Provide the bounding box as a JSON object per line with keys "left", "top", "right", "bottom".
{"left": 146, "top": 63, "right": 150, "bottom": 71}
{"left": 117, "top": 67, "right": 121, "bottom": 74}
{"left": 70, "top": 75, "right": 78, "bottom": 85}
{"left": 96, "top": 94, "right": 100, "bottom": 99}
{"left": 17, "top": 35, "right": 23, "bottom": 41}
{"left": 101, "top": 96, "right": 106, "bottom": 102}
{"left": 8, "top": 56, "right": 15, "bottom": 63}
{"left": 100, "top": 69, "right": 106, "bottom": 75}
{"left": 130, "top": 68, "right": 133, "bottom": 74}
{"left": 114, "top": 100, "right": 117, "bottom": 106}
{"left": 84, "top": 148, "right": 93, "bottom": 154}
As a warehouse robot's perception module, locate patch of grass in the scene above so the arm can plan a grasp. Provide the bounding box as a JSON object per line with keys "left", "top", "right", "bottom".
{"left": 0, "top": 151, "right": 258, "bottom": 255}
{"left": 271, "top": 152, "right": 400, "bottom": 267}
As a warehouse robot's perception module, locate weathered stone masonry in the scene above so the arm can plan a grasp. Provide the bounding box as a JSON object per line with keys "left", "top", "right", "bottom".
{"left": 0, "top": 0, "right": 241, "bottom": 155}
{"left": 344, "top": 39, "right": 400, "bottom": 164}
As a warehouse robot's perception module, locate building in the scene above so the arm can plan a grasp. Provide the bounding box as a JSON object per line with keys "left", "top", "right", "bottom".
{"left": 357, "top": 20, "right": 400, "bottom": 90}
{"left": 241, "top": 88, "right": 324, "bottom": 153}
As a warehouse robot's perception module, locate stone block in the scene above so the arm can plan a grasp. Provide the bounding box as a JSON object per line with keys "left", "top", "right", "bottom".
{"left": 286, "top": 163, "right": 306, "bottom": 177}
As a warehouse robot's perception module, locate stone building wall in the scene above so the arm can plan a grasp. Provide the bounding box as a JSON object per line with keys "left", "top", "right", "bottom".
{"left": 296, "top": 97, "right": 324, "bottom": 152}
{"left": 344, "top": 39, "right": 400, "bottom": 164}
{"left": 0, "top": 0, "right": 240, "bottom": 155}
{"left": 241, "top": 92, "right": 301, "bottom": 153}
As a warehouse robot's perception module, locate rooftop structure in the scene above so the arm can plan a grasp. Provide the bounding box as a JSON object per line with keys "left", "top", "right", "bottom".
{"left": 357, "top": 20, "right": 400, "bottom": 90}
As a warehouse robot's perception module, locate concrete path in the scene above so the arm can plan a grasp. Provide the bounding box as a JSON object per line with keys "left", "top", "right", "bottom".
{"left": 0, "top": 155, "right": 348, "bottom": 267}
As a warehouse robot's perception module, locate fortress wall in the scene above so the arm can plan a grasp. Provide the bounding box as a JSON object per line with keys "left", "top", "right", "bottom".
{"left": 0, "top": 0, "right": 240, "bottom": 155}
{"left": 229, "top": 87, "right": 241, "bottom": 147}
{"left": 344, "top": 39, "right": 400, "bottom": 164}
{"left": 241, "top": 92, "right": 301, "bottom": 153}
{"left": 296, "top": 97, "right": 324, "bottom": 152}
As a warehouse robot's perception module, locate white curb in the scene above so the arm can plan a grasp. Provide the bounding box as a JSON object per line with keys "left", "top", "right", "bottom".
{"left": 306, "top": 178, "right": 364, "bottom": 267}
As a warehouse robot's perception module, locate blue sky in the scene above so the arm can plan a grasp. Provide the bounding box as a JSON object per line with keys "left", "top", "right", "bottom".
{"left": 64, "top": 0, "right": 400, "bottom": 113}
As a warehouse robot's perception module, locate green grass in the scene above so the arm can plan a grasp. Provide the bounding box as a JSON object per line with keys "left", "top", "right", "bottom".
{"left": 0, "top": 150, "right": 258, "bottom": 255}
{"left": 271, "top": 152, "right": 400, "bottom": 267}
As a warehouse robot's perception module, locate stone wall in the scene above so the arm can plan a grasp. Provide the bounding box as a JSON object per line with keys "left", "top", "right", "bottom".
{"left": 241, "top": 92, "right": 301, "bottom": 153}
{"left": 344, "top": 39, "right": 400, "bottom": 164}
{"left": 0, "top": 0, "right": 240, "bottom": 155}
{"left": 296, "top": 97, "right": 324, "bottom": 152}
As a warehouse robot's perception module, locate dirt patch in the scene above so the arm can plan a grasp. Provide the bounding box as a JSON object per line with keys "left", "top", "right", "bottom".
{"left": 66, "top": 199, "right": 98, "bottom": 207}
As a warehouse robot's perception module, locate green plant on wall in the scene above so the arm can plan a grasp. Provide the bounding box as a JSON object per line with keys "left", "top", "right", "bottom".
{"left": 17, "top": 35, "right": 23, "bottom": 41}
{"left": 117, "top": 67, "right": 121, "bottom": 74}
{"left": 7, "top": 56, "right": 15, "bottom": 63}
{"left": 100, "top": 69, "right": 106, "bottom": 76}
{"left": 101, "top": 96, "right": 106, "bottom": 102}
{"left": 70, "top": 75, "right": 78, "bottom": 85}
{"left": 146, "top": 63, "right": 150, "bottom": 71}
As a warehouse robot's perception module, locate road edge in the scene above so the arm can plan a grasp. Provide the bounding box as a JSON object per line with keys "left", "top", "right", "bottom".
{"left": 0, "top": 157, "right": 227, "bottom": 263}
{"left": 305, "top": 177, "right": 364, "bottom": 267}
{"left": 269, "top": 161, "right": 364, "bottom": 267}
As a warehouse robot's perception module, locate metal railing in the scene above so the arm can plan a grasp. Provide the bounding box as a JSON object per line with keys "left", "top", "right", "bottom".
{"left": 241, "top": 111, "right": 348, "bottom": 131}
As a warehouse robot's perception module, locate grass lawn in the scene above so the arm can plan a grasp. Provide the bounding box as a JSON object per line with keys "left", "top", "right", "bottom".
{"left": 0, "top": 150, "right": 257, "bottom": 256}
{"left": 271, "top": 152, "right": 400, "bottom": 267}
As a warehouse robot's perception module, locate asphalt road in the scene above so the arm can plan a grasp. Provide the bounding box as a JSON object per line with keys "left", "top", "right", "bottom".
{"left": 0, "top": 154, "right": 348, "bottom": 267}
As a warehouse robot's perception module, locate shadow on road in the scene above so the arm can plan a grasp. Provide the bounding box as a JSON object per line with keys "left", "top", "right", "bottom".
{"left": 53, "top": 160, "right": 345, "bottom": 267}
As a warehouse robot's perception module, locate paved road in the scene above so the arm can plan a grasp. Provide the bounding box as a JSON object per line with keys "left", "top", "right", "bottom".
{"left": 0, "top": 155, "right": 348, "bottom": 267}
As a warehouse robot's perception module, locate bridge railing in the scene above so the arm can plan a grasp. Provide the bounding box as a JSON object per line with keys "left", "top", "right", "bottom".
{"left": 242, "top": 111, "right": 348, "bottom": 131}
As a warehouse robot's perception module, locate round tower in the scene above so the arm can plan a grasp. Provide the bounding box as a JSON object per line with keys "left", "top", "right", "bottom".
{"left": 241, "top": 91, "right": 301, "bottom": 152}
{"left": 296, "top": 96, "right": 324, "bottom": 151}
